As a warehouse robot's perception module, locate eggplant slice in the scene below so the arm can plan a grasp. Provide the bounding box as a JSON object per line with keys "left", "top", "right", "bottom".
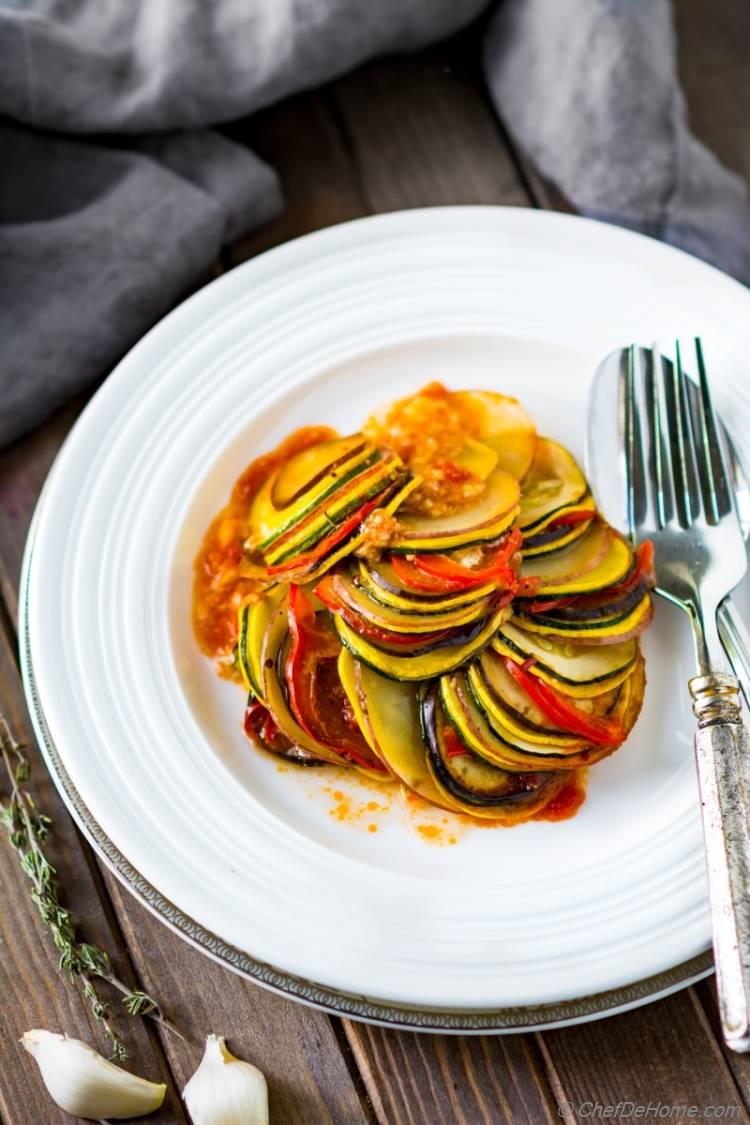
{"left": 420, "top": 684, "right": 565, "bottom": 813}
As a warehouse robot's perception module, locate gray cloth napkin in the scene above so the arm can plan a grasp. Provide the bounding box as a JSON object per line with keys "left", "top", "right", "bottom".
{"left": 2, "top": 0, "right": 749, "bottom": 448}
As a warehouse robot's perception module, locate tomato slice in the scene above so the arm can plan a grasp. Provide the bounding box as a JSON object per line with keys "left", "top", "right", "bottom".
{"left": 410, "top": 528, "right": 522, "bottom": 589}
{"left": 285, "top": 585, "right": 387, "bottom": 770}
{"left": 502, "top": 657, "right": 625, "bottom": 746}
{"left": 243, "top": 698, "right": 293, "bottom": 753}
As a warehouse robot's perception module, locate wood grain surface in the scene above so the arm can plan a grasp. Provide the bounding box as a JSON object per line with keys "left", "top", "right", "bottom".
{"left": 1, "top": 4, "right": 750, "bottom": 1121}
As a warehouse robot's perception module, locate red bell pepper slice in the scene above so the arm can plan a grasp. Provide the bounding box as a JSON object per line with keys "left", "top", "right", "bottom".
{"left": 607, "top": 540, "right": 655, "bottom": 595}
{"left": 390, "top": 554, "right": 470, "bottom": 593}
{"left": 266, "top": 491, "right": 386, "bottom": 577}
{"left": 410, "top": 528, "right": 522, "bottom": 589}
{"left": 502, "top": 657, "right": 625, "bottom": 746}
{"left": 314, "top": 577, "right": 457, "bottom": 648}
{"left": 543, "top": 509, "right": 596, "bottom": 530}
{"left": 286, "top": 585, "right": 387, "bottom": 770}
{"left": 442, "top": 725, "right": 471, "bottom": 759}
{"left": 524, "top": 596, "right": 576, "bottom": 614}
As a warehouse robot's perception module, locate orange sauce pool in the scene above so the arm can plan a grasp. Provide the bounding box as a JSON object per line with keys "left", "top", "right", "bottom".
{"left": 533, "top": 773, "right": 587, "bottom": 822}
{"left": 192, "top": 425, "right": 336, "bottom": 673}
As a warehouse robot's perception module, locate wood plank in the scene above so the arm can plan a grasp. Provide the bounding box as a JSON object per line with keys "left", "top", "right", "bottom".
{"left": 0, "top": 261, "right": 223, "bottom": 625}
{"left": 0, "top": 613, "right": 186, "bottom": 1123}
{"left": 675, "top": 0, "right": 750, "bottom": 189}
{"left": 696, "top": 977, "right": 750, "bottom": 1114}
{"left": 330, "top": 46, "right": 530, "bottom": 212}
{"left": 0, "top": 399, "right": 83, "bottom": 625}
{"left": 537, "top": 989, "right": 747, "bottom": 1123}
{"left": 345, "top": 1023, "right": 558, "bottom": 1125}
{"left": 225, "top": 89, "right": 369, "bottom": 266}
{"left": 104, "top": 877, "right": 374, "bottom": 1125}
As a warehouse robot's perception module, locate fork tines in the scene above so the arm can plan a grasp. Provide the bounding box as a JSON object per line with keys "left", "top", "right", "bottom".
{"left": 625, "top": 339, "right": 734, "bottom": 533}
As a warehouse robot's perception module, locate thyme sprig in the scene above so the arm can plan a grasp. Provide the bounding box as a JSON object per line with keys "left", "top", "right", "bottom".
{"left": 0, "top": 714, "right": 184, "bottom": 1060}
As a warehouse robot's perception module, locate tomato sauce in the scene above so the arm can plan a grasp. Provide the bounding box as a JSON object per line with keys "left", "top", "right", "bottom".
{"left": 192, "top": 425, "right": 337, "bottom": 674}
{"left": 364, "top": 381, "right": 485, "bottom": 518}
{"left": 533, "top": 772, "right": 587, "bottom": 822}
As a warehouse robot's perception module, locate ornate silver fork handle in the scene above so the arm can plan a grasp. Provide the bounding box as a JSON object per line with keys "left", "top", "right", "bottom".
{"left": 691, "top": 673, "right": 750, "bottom": 1050}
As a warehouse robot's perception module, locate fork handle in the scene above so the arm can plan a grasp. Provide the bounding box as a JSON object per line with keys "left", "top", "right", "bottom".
{"left": 691, "top": 673, "right": 750, "bottom": 1051}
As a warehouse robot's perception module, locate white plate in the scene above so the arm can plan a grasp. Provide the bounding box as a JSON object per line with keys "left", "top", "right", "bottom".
{"left": 22, "top": 208, "right": 750, "bottom": 1032}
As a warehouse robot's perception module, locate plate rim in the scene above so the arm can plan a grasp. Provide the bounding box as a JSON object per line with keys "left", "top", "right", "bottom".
{"left": 18, "top": 204, "right": 722, "bottom": 1032}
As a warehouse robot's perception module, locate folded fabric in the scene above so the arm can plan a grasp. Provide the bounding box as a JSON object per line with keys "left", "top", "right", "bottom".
{"left": 1, "top": 0, "right": 748, "bottom": 448}
{"left": 484, "top": 0, "right": 750, "bottom": 283}
{"left": 0, "top": 0, "right": 484, "bottom": 446}
{"left": 0, "top": 126, "right": 282, "bottom": 445}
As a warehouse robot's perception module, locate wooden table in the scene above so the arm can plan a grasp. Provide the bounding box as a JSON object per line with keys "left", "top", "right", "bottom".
{"left": 2, "top": 5, "right": 750, "bottom": 1121}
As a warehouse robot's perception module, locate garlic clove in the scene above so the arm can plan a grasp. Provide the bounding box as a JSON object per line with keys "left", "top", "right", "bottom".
{"left": 183, "top": 1034, "right": 268, "bottom": 1125}
{"left": 22, "top": 1029, "right": 166, "bottom": 1120}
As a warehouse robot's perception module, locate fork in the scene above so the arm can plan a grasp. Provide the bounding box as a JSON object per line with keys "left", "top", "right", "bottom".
{"left": 625, "top": 339, "right": 750, "bottom": 1052}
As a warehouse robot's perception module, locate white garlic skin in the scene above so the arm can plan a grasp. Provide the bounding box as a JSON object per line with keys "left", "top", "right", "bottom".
{"left": 22, "top": 1029, "right": 166, "bottom": 1120}
{"left": 183, "top": 1035, "right": 269, "bottom": 1125}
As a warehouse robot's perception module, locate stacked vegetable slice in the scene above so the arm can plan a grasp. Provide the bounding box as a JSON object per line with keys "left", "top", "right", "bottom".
{"left": 247, "top": 434, "right": 417, "bottom": 581}
{"left": 230, "top": 391, "right": 653, "bottom": 824}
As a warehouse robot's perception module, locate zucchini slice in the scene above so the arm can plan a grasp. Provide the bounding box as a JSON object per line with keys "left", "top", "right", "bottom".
{"left": 250, "top": 435, "right": 378, "bottom": 549}
{"left": 420, "top": 685, "right": 565, "bottom": 813}
{"left": 472, "top": 647, "right": 622, "bottom": 731}
{"left": 264, "top": 455, "right": 403, "bottom": 564}
{"left": 238, "top": 602, "right": 259, "bottom": 696}
{"left": 521, "top": 516, "right": 593, "bottom": 558}
{"left": 390, "top": 466, "right": 521, "bottom": 552}
{"left": 522, "top": 494, "right": 596, "bottom": 537}
{"left": 521, "top": 524, "right": 634, "bottom": 598}
{"left": 512, "top": 593, "right": 653, "bottom": 643}
{"left": 284, "top": 475, "right": 421, "bottom": 584}
{"left": 466, "top": 663, "right": 587, "bottom": 748}
{"left": 359, "top": 558, "right": 496, "bottom": 611}
{"left": 460, "top": 661, "right": 642, "bottom": 770}
{"left": 272, "top": 434, "right": 371, "bottom": 509}
{"left": 441, "top": 673, "right": 601, "bottom": 771}
{"left": 493, "top": 622, "right": 637, "bottom": 697}
{"left": 237, "top": 587, "right": 284, "bottom": 698}
{"left": 452, "top": 390, "right": 538, "bottom": 480}
{"left": 336, "top": 648, "right": 382, "bottom": 760}
{"left": 521, "top": 519, "right": 609, "bottom": 584}
{"left": 335, "top": 607, "right": 507, "bottom": 681}
{"left": 328, "top": 569, "right": 494, "bottom": 633}
{"left": 344, "top": 652, "right": 464, "bottom": 811}
{"left": 519, "top": 439, "right": 589, "bottom": 530}
{"left": 474, "top": 652, "right": 620, "bottom": 729}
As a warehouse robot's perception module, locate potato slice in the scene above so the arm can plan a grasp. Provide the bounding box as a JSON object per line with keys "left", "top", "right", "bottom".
{"left": 454, "top": 390, "right": 538, "bottom": 480}
{"left": 519, "top": 438, "right": 589, "bottom": 530}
